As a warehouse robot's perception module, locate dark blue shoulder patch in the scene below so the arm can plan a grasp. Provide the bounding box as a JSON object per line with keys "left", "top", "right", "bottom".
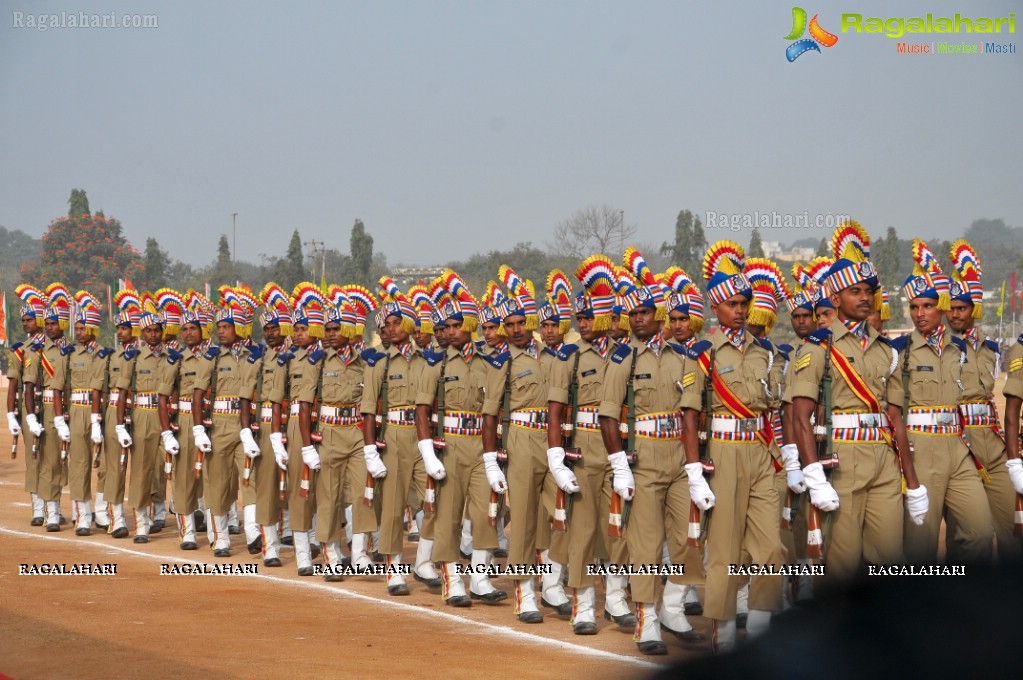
{"left": 666, "top": 342, "right": 687, "bottom": 356}
{"left": 555, "top": 344, "right": 579, "bottom": 361}
{"left": 124, "top": 347, "right": 140, "bottom": 361}
{"left": 610, "top": 343, "right": 632, "bottom": 364}
{"left": 307, "top": 348, "right": 325, "bottom": 364}
{"left": 1018, "top": 334, "right": 1023, "bottom": 346}
{"left": 276, "top": 351, "right": 295, "bottom": 367}
{"left": 60, "top": 344, "right": 75, "bottom": 356}
{"left": 166, "top": 348, "right": 183, "bottom": 365}
{"left": 475, "top": 340, "right": 487, "bottom": 352}
{"left": 806, "top": 329, "right": 832, "bottom": 346}
{"left": 483, "top": 351, "right": 511, "bottom": 369}
{"left": 686, "top": 339, "right": 712, "bottom": 360}
{"left": 422, "top": 348, "right": 445, "bottom": 366}
{"left": 875, "top": 334, "right": 893, "bottom": 346}
{"left": 30, "top": 340, "right": 45, "bottom": 352}
{"left": 889, "top": 335, "right": 909, "bottom": 352}
{"left": 361, "top": 349, "right": 386, "bottom": 367}
{"left": 949, "top": 336, "right": 967, "bottom": 354}
{"left": 778, "top": 343, "right": 794, "bottom": 354}
{"left": 753, "top": 336, "right": 773, "bottom": 353}
{"left": 246, "top": 343, "right": 265, "bottom": 363}
{"left": 10, "top": 342, "right": 23, "bottom": 352}
{"left": 201, "top": 346, "right": 219, "bottom": 361}
{"left": 98, "top": 347, "right": 115, "bottom": 359}
{"left": 775, "top": 345, "right": 790, "bottom": 362}
{"left": 983, "top": 339, "right": 1000, "bottom": 354}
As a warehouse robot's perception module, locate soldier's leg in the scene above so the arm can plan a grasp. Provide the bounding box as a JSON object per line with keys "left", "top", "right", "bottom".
{"left": 38, "top": 405, "right": 64, "bottom": 529}
{"left": 204, "top": 418, "right": 238, "bottom": 555}
{"left": 406, "top": 439, "right": 440, "bottom": 588}
{"left": 704, "top": 442, "right": 748, "bottom": 652}
{"left": 377, "top": 427, "right": 416, "bottom": 593}
{"left": 903, "top": 437, "right": 951, "bottom": 564}
{"left": 465, "top": 449, "right": 504, "bottom": 601}
{"left": 625, "top": 449, "right": 668, "bottom": 646}
{"left": 861, "top": 447, "right": 904, "bottom": 567}
{"left": 744, "top": 447, "right": 785, "bottom": 640}
{"left": 172, "top": 425, "right": 199, "bottom": 549}
{"left": 819, "top": 443, "right": 870, "bottom": 585}
{"left": 660, "top": 451, "right": 706, "bottom": 641}
{"left": 971, "top": 431, "right": 1020, "bottom": 563}
{"left": 252, "top": 429, "right": 282, "bottom": 563}
{"left": 68, "top": 408, "right": 93, "bottom": 535}
{"left": 944, "top": 446, "right": 994, "bottom": 564}
{"left": 94, "top": 420, "right": 109, "bottom": 529}
{"left": 22, "top": 410, "right": 45, "bottom": 523}
{"left": 560, "top": 438, "right": 602, "bottom": 631}
{"left": 127, "top": 414, "right": 160, "bottom": 541}
{"left": 151, "top": 444, "right": 168, "bottom": 531}
{"left": 507, "top": 427, "right": 543, "bottom": 620}
{"left": 433, "top": 441, "right": 470, "bottom": 603}
{"left": 597, "top": 460, "right": 635, "bottom": 626}
{"left": 102, "top": 409, "right": 128, "bottom": 536}
{"left": 315, "top": 428, "right": 346, "bottom": 581}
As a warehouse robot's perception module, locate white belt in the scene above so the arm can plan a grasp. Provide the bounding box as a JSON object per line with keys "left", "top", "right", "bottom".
{"left": 108, "top": 392, "right": 121, "bottom": 406}
{"left": 443, "top": 413, "right": 483, "bottom": 430}
{"left": 320, "top": 404, "right": 361, "bottom": 419}
{"left": 959, "top": 403, "right": 991, "bottom": 417}
{"left": 261, "top": 405, "right": 274, "bottom": 421}
{"left": 69, "top": 392, "right": 92, "bottom": 405}
{"left": 290, "top": 402, "right": 302, "bottom": 416}
{"left": 510, "top": 409, "right": 548, "bottom": 427}
{"left": 42, "top": 389, "right": 56, "bottom": 398}
{"left": 177, "top": 400, "right": 193, "bottom": 414}
{"left": 134, "top": 393, "right": 159, "bottom": 408}
{"left": 906, "top": 411, "right": 958, "bottom": 427}
{"left": 386, "top": 407, "right": 416, "bottom": 425}
{"left": 574, "top": 411, "right": 599, "bottom": 427}
{"left": 710, "top": 415, "right": 767, "bottom": 433}
{"left": 830, "top": 413, "right": 890, "bottom": 429}
{"left": 634, "top": 414, "right": 683, "bottom": 435}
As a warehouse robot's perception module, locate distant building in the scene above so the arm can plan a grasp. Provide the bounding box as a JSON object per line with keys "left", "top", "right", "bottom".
{"left": 763, "top": 241, "right": 815, "bottom": 263}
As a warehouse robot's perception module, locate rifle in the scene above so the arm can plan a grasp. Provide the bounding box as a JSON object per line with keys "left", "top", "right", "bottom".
{"left": 364, "top": 352, "right": 392, "bottom": 507}
{"left": 489, "top": 356, "right": 513, "bottom": 527}
{"left": 424, "top": 352, "right": 450, "bottom": 514}
{"left": 807, "top": 338, "right": 834, "bottom": 561}
{"left": 553, "top": 351, "right": 581, "bottom": 532}
{"left": 609, "top": 349, "right": 639, "bottom": 538}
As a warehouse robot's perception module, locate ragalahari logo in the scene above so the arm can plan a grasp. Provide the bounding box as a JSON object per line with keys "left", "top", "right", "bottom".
{"left": 784, "top": 7, "right": 838, "bottom": 61}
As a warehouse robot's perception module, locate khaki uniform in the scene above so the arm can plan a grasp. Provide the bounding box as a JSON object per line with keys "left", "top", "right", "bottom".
{"left": 102, "top": 343, "right": 136, "bottom": 507}
{"left": 599, "top": 338, "right": 703, "bottom": 605}
{"left": 157, "top": 345, "right": 203, "bottom": 515}
{"left": 681, "top": 329, "right": 784, "bottom": 621}
{"left": 67, "top": 343, "right": 105, "bottom": 509}
{"left": 785, "top": 323, "right": 904, "bottom": 582}
{"left": 416, "top": 344, "right": 497, "bottom": 563}
{"left": 284, "top": 344, "right": 318, "bottom": 532}
{"left": 482, "top": 342, "right": 559, "bottom": 580}
{"left": 949, "top": 330, "right": 1019, "bottom": 563}
{"left": 901, "top": 329, "right": 993, "bottom": 563}
{"left": 361, "top": 343, "right": 432, "bottom": 555}
{"left": 251, "top": 344, "right": 288, "bottom": 528}
{"left": 118, "top": 344, "right": 164, "bottom": 510}
{"left": 8, "top": 338, "right": 43, "bottom": 499}
{"left": 35, "top": 338, "right": 71, "bottom": 503}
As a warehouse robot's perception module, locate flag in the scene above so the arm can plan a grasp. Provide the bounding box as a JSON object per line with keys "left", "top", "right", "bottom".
{"left": 320, "top": 273, "right": 327, "bottom": 291}
{"left": 1012, "top": 273, "right": 1018, "bottom": 314}
{"left": 0, "top": 292, "right": 7, "bottom": 345}
{"left": 204, "top": 282, "right": 211, "bottom": 300}
{"left": 997, "top": 279, "right": 1006, "bottom": 318}
{"left": 106, "top": 284, "right": 113, "bottom": 321}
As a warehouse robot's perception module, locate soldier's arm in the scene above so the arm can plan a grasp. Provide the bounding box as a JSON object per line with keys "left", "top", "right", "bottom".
{"left": 1006, "top": 397, "right": 1021, "bottom": 460}
{"left": 361, "top": 361, "right": 381, "bottom": 446}
{"left": 787, "top": 343, "right": 826, "bottom": 467}
{"left": 414, "top": 362, "right": 440, "bottom": 442}
{"left": 547, "top": 356, "right": 570, "bottom": 449}
{"left": 52, "top": 355, "right": 67, "bottom": 418}
{"left": 6, "top": 373, "right": 17, "bottom": 413}
{"left": 1005, "top": 348, "right": 1023, "bottom": 459}
{"left": 886, "top": 404, "right": 920, "bottom": 488}
{"left": 792, "top": 398, "right": 818, "bottom": 467}
{"left": 192, "top": 360, "right": 212, "bottom": 428}
{"left": 598, "top": 357, "right": 628, "bottom": 455}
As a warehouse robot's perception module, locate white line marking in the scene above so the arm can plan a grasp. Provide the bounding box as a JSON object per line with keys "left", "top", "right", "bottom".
{"left": 0, "top": 526, "right": 662, "bottom": 669}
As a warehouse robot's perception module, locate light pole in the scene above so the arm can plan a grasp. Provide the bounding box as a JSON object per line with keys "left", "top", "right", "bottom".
{"left": 231, "top": 212, "right": 238, "bottom": 262}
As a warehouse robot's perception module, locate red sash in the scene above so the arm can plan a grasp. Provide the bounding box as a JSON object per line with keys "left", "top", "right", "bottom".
{"left": 41, "top": 351, "right": 55, "bottom": 379}
{"left": 697, "top": 350, "right": 770, "bottom": 446}
{"left": 829, "top": 345, "right": 881, "bottom": 413}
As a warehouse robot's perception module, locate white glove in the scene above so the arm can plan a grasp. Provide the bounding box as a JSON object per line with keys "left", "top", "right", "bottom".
{"left": 803, "top": 462, "right": 840, "bottom": 512}
{"left": 780, "top": 443, "right": 807, "bottom": 494}
{"left": 546, "top": 446, "right": 580, "bottom": 493}
{"left": 418, "top": 439, "right": 446, "bottom": 481}
{"left": 90, "top": 413, "right": 103, "bottom": 444}
{"left": 482, "top": 451, "right": 507, "bottom": 494}
{"left": 685, "top": 462, "right": 716, "bottom": 511}
{"left": 270, "top": 432, "right": 288, "bottom": 470}
{"left": 1007, "top": 458, "right": 1023, "bottom": 495}
{"left": 7, "top": 411, "right": 22, "bottom": 436}
{"left": 53, "top": 415, "right": 71, "bottom": 443}
{"left": 363, "top": 444, "right": 388, "bottom": 479}
{"left": 192, "top": 425, "right": 212, "bottom": 453}
{"left": 115, "top": 423, "right": 133, "bottom": 448}
{"left": 26, "top": 413, "right": 43, "bottom": 438}
{"left": 239, "top": 427, "right": 260, "bottom": 459}
{"left": 161, "top": 430, "right": 180, "bottom": 456}
{"left": 301, "top": 445, "right": 320, "bottom": 470}
{"left": 608, "top": 451, "right": 635, "bottom": 501}
{"left": 905, "top": 485, "right": 929, "bottom": 526}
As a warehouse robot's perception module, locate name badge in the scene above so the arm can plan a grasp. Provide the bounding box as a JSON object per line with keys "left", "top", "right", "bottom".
{"left": 916, "top": 366, "right": 934, "bottom": 372}
{"left": 324, "top": 371, "right": 339, "bottom": 378}
{"left": 184, "top": 371, "right": 196, "bottom": 377}
{"left": 515, "top": 369, "right": 533, "bottom": 379}
{"left": 843, "top": 355, "right": 854, "bottom": 364}
{"left": 140, "top": 369, "right": 152, "bottom": 374}
{"left": 388, "top": 374, "right": 403, "bottom": 380}
{"left": 219, "top": 367, "right": 231, "bottom": 373}
{"left": 292, "top": 373, "right": 303, "bottom": 379}
{"left": 635, "top": 373, "right": 652, "bottom": 380}
{"left": 718, "top": 366, "right": 735, "bottom": 375}
{"left": 444, "top": 376, "right": 460, "bottom": 382}
{"left": 581, "top": 369, "right": 597, "bottom": 377}
{"left": 73, "top": 362, "right": 85, "bottom": 367}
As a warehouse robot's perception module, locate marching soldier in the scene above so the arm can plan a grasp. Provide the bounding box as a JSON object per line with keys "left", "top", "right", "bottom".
{"left": 66, "top": 292, "right": 108, "bottom": 536}
{"left": 897, "top": 239, "right": 992, "bottom": 564}
{"left": 945, "top": 240, "right": 1020, "bottom": 562}
{"left": 806, "top": 257, "right": 836, "bottom": 330}
{"left": 414, "top": 271, "right": 507, "bottom": 606}
{"left": 7, "top": 285, "right": 48, "bottom": 526}
{"left": 104, "top": 291, "right": 142, "bottom": 538}
{"left": 151, "top": 290, "right": 185, "bottom": 531}
{"left": 680, "top": 242, "right": 785, "bottom": 653}
{"left": 157, "top": 293, "right": 207, "bottom": 550}
{"left": 786, "top": 223, "right": 927, "bottom": 586}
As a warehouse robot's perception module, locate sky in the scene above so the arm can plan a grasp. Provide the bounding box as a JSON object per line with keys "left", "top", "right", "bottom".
{"left": 1, "top": 0, "right": 1019, "bottom": 268}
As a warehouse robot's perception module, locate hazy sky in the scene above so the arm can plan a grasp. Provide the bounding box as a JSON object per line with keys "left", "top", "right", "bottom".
{"left": 1, "top": 0, "right": 1019, "bottom": 268}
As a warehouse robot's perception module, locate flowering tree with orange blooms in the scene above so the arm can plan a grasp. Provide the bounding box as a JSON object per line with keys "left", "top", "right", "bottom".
{"left": 21, "top": 189, "right": 144, "bottom": 292}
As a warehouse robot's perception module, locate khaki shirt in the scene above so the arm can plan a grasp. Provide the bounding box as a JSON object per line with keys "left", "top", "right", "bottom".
{"left": 105, "top": 343, "right": 136, "bottom": 399}
{"left": 40, "top": 337, "right": 70, "bottom": 391}
{"left": 126, "top": 344, "right": 165, "bottom": 394}
{"left": 361, "top": 343, "right": 426, "bottom": 413}
{"left": 258, "top": 344, "right": 289, "bottom": 405}
{"left": 600, "top": 338, "right": 687, "bottom": 419}
{"left": 69, "top": 343, "right": 106, "bottom": 392}
{"left": 157, "top": 345, "right": 205, "bottom": 399}
{"left": 482, "top": 343, "right": 550, "bottom": 416}
{"left": 1003, "top": 338, "right": 1023, "bottom": 400}
{"left": 901, "top": 329, "right": 966, "bottom": 409}
{"left": 785, "top": 322, "right": 901, "bottom": 411}
{"left": 954, "top": 330, "right": 998, "bottom": 402}
{"left": 549, "top": 340, "right": 609, "bottom": 408}
{"left": 194, "top": 343, "right": 258, "bottom": 401}
{"left": 320, "top": 348, "right": 364, "bottom": 406}
{"left": 416, "top": 344, "right": 488, "bottom": 413}
{"left": 679, "top": 329, "right": 774, "bottom": 415}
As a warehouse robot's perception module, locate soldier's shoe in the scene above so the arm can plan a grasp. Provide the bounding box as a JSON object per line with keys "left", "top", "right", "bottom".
{"left": 59, "top": 515, "right": 68, "bottom": 526}
{"left": 310, "top": 544, "right": 321, "bottom": 560}
{"left": 133, "top": 535, "right": 149, "bottom": 544}
{"left": 736, "top": 613, "right": 747, "bottom": 629}
{"left": 324, "top": 573, "right": 344, "bottom": 583}
{"left": 31, "top": 517, "right": 44, "bottom": 527}
{"left": 227, "top": 525, "right": 242, "bottom": 535}
{"left": 193, "top": 511, "right": 207, "bottom": 532}
{"left": 414, "top": 573, "right": 443, "bottom": 589}
{"left": 75, "top": 527, "right": 91, "bottom": 537}
{"left": 492, "top": 548, "right": 508, "bottom": 558}
{"left": 407, "top": 532, "right": 420, "bottom": 542}
{"left": 94, "top": 520, "right": 109, "bottom": 531}
{"left": 459, "top": 549, "right": 471, "bottom": 560}
{"left": 213, "top": 548, "right": 230, "bottom": 558}
{"left": 151, "top": 519, "right": 164, "bottom": 533}
{"left": 297, "top": 566, "right": 315, "bottom": 577}
{"left": 573, "top": 621, "right": 598, "bottom": 635}
{"left": 603, "top": 610, "right": 638, "bottom": 630}
{"left": 372, "top": 551, "right": 385, "bottom": 563}
{"left": 111, "top": 527, "right": 129, "bottom": 539}
{"left": 264, "top": 557, "right": 282, "bottom": 568}
{"left": 46, "top": 522, "right": 60, "bottom": 532}
{"left": 684, "top": 602, "right": 704, "bottom": 616}
{"left": 470, "top": 590, "right": 508, "bottom": 604}
{"left": 247, "top": 536, "right": 263, "bottom": 555}
{"left": 180, "top": 541, "right": 198, "bottom": 550}
{"left": 541, "top": 597, "right": 573, "bottom": 617}
{"left": 281, "top": 535, "right": 294, "bottom": 546}
{"left": 387, "top": 584, "right": 410, "bottom": 596}
{"left": 518, "top": 611, "right": 544, "bottom": 624}
{"left": 446, "top": 595, "right": 471, "bottom": 608}
{"left": 637, "top": 641, "right": 667, "bottom": 656}
{"left": 661, "top": 622, "right": 707, "bottom": 644}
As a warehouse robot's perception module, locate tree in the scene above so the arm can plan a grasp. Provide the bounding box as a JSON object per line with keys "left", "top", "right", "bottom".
{"left": 748, "top": 228, "right": 765, "bottom": 258}
{"left": 875, "top": 226, "right": 906, "bottom": 325}
{"left": 548, "top": 205, "right": 637, "bottom": 260}
{"left": 22, "top": 189, "right": 143, "bottom": 294}
{"left": 141, "top": 237, "right": 170, "bottom": 290}
{"left": 816, "top": 238, "right": 829, "bottom": 256}
{"left": 273, "top": 229, "right": 308, "bottom": 290}
{"left": 204, "top": 234, "right": 237, "bottom": 290}
{"left": 350, "top": 219, "right": 374, "bottom": 289}
{"left": 660, "top": 209, "right": 707, "bottom": 278}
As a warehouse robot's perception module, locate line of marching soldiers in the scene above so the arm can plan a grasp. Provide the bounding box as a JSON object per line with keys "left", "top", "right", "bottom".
{"left": 6, "top": 221, "right": 1023, "bottom": 656}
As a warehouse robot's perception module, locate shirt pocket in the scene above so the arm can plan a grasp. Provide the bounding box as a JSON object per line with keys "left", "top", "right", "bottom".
{"left": 577, "top": 377, "right": 601, "bottom": 406}
{"left": 910, "top": 368, "right": 940, "bottom": 405}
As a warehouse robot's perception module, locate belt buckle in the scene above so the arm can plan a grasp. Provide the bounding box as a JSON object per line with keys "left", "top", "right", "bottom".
{"left": 463, "top": 415, "right": 478, "bottom": 429}
{"left": 936, "top": 413, "right": 955, "bottom": 426}
{"left": 860, "top": 414, "right": 879, "bottom": 428}
{"left": 738, "top": 418, "right": 757, "bottom": 433}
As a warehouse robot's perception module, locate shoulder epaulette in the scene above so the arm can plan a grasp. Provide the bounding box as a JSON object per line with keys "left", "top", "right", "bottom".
{"left": 805, "top": 329, "right": 832, "bottom": 346}
{"left": 124, "top": 347, "right": 141, "bottom": 361}
{"left": 774, "top": 344, "right": 790, "bottom": 362}
{"left": 201, "top": 346, "right": 220, "bottom": 361}
{"left": 59, "top": 344, "right": 75, "bottom": 356}
{"left": 666, "top": 342, "right": 687, "bottom": 356}
{"left": 307, "top": 348, "right": 326, "bottom": 364}
{"left": 10, "top": 342, "right": 23, "bottom": 352}
{"left": 1018, "top": 334, "right": 1023, "bottom": 346}
{"left": 361, "top": 349, "right": 387, "bottom": 366}
{"left": 97, "top": 347, "right": 114, "bottom": 359}
{"left": 983, "top": 339, "right": 1000, "bottom": 354}
{"left": 949, "top": 336, "right": 967, "bottom": 354}
{"left": 889, "top": 335, "right": 909, "bottom": 352}
{"left": 754, "top": 336, "right": 773, "bottom": 353}
{"left": 475, "top": 340, "right": 487, "bottom": 353}
{"left": 555, "top": 344, "right": 579, "bottom": 361}
{"left": 483, "top": 351, "right": 511, "bottom": 369}
{"left": 875, "top": 334, "right": 893, "bottom": 346}
{"left": 247, "top": 343, "right": 265, "bottom": 364}
{"left": 779, "top": 343, "right": 793, "bottom": 354}
{"left": 166, "top": 348, "right": 183, "bottom": 365}
{"left": 276, "top": 350, "right": 295, "bottom": 367}
{"left": 686, "top": 339, "right": 712, "bottom": 360}
{"left": 610, "top": 343, "right": 632, "bottom": 364}
{"left": 30, "top": 340, "right": 44, "bottom": 352}
{"left": 422, "top": 348, "right": 445, "bottom": 366}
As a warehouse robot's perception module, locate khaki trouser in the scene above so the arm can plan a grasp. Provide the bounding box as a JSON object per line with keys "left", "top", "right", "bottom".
{"left": 170, "top": 416, "right": 201, "bottom": 515}
{"left": 904, "top": 433, "right": 993, "bottom": 564}
{"left": 596, "top": 459, "right": 630, "bottom": 565}
{"left": 38, "top": 404, "right": 63, "bottom": 502}
{"left": 548, "top": 429, "right": 604, "bottom": 588}
{"left": 704, "top": 439, "right": 785, "bottom": 621}
{"left": 68, "top": 404, "right": 95, "bottom": 502}
{"left": 204, "top": 414, "right": 241, "bottom": 515}
{"left": 948, "top": 425, "right": 1021, "bottom": 564}
{"left": 285, "top": 412, "right": 316, "bottom": 532}
{"left": 819, "top": 441, "right": 903, "bottom": 584}
{"left": 316, "top": 421, "right": 374, "bottom": 544}
{"left": 102, "top": 403, "right": 126, "bottom": 503}
{"left": 625, "top": 436, "right": 704, "bottom": 604}
{"left": 377, "top": 421, "right": 434, "bottom": 555}
{"left": 21, "top": 407, "right": 42, "bottom": 494}
{"left": 128, "top": 408, "right": 161, "bottom": 509}
{"left": 431, "top": 433, "right": 497, "bottom": 563}
{"left": 505, "top": 425, "right": 558, "bottom": 579}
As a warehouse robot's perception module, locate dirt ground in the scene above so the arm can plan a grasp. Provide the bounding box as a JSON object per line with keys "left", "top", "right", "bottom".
{"left": 0, "top": 387, "right": 698, "bottom": 680}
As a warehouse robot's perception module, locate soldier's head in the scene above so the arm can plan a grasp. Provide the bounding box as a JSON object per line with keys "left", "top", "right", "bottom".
{"left": 481, "top": 321, "right": 501, "bottom": 347}
{"left": 443, "top": 318, "right": 471, "bottom": 349}
{"left": 609, "top": 313, "right": 628, "bottom": 341}
{"left": 575, "top": 313, "right": 600, "bottom": 344}
{"left": 790, "top": 308, "right": 815, "bottom": 339}
{"left": 73, "top": 321, "right": 93, "bottom": 345}
{"left": 292, "top": 323, "right": 311, "bottom": 348}
{"left": 21, "top": 314, "right": 40, "bottom": 335}
{"left": 910, "top": 296, "right": 942, "bottom": 335}
{"left": 813, "top": 287, "right": 836, "bottom": 329}
{"left": 116, "top": 323, "right": 134, "bottom": 344}
{"left": 502, "top": 313, "right": 531, "bottom": 349}
{"left": 434, "top": 331, "right": 450, "bottom": 349}
{"left": 947, "top": 299, "right": 975, "bottom": 333}
{"left": 324, "top": 321, "right": 347, "bottom": 350}
{"left": 710, "top": 294, "right": 748, "bottom": 332}
{"left": 412, "top": 328, "right": 433, "bottom": 350}
{"left": 44, "top": 317, "right": 62, "bottom": 340}
{"left": 539, "top": 318, "right": 563, "bottom": 348}
{"left": 263, "top": 322, "right": 283, "bottom": 349}
{"left": 831, "top": 281, "right": 875, "bottom": 323}
{"left": 384, "top": 314, "right": 410, "bottom": 346}
{"left": 866, "top": 308, "right": 884, "bottom": 333}
{"left": 816, "top": 307, "right": 836, "bottom": 329}
{"left": 627, "top": 306, "right": 658, "bottom": 340}
{"left": 667, "top": 309, "right": 694, "bottom": 344}
{"left": 217, "top": 320, "right": 239, "bottom": 346}
{"left": 181, "top": 321, "right": 202, "bottom": 348}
